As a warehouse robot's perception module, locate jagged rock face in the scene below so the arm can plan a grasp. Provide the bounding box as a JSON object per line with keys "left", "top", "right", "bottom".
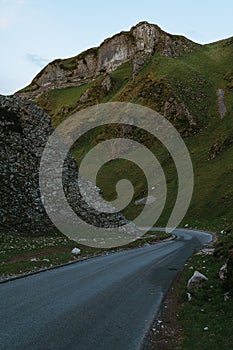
{"left": 20, "top": 22, "right": 200, "bottom": 99}
{"left": 0, "top": 95, "right": 129, "bottom": 235}
{"left": 0, "top": 95, "right": 52, "bottom": 233}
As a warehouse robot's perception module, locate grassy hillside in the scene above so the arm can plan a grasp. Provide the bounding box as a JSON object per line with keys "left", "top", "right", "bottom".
{"left": 14, "top": 33, "right": 233, "bottom": 348}
{"left": 31, "top": 37, "right": 233, "bottom": 233}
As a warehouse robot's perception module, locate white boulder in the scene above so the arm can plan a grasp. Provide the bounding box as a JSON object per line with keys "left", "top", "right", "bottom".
{"left": 134, "top": 195, "right": 156, "bottom": 205}
{"left": 71, "top": 247, "right": 81, "bottom": 255}
{"left": 187, "top": 271, "right": 208, "bottom": 289}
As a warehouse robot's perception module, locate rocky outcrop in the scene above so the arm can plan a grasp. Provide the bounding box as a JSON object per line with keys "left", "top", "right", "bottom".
{"left": 101, "top": 74, "right": 112, "bottom": 92}
{"left": 117, "top": 76, "right": 199, "bottom": 136}
{"left": 0, "top": 94, "right": 132, "bottom": 236}
{"left": 19, "top": 22, "right": 200, "bottom": 99}
{"left": 216, "top": 88, "right": 227, "bottom": 118}
{"left": 207, "top": 137, "right": 233, "bottom": 160}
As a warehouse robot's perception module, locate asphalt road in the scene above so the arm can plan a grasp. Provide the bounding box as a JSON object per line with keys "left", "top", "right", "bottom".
{"left": 0, "top": 229, "right": 212, "bottom": 350}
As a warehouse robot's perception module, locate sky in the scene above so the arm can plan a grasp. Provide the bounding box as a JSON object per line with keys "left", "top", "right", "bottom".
{"left": 0, "top": 0, "right": 233, "bottom": 95}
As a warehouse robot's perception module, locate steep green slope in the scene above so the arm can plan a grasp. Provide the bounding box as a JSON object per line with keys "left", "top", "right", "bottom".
{"left": 34, "top": 61, "right": 133, "bottom": 126}
{"left": 14, "top": 30, "right": 233, "bottom": 349}
{"left": 20, "top": 36, "right": 233, "bottom": 232}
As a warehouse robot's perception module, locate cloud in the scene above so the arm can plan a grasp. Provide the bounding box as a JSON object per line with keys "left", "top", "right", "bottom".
{"left": 0, "top": 17, "right": 10, "bottom": 28}
{"left": 26, "top": 53, "right": 49, "bottom": 68}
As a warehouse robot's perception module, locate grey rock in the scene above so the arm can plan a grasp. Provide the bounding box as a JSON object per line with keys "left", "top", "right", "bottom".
{"left": 0, "top": 94, "right": 135, "bottom": 237}
{"left": 134, "top": 196, "right": 156, "bottom": 205}
{"left": 19, "top": 22, "right": 200, "bottom": 100}
{"left": 219, "top": 263, "right": 228, "bottom": 280}
{"left": 101, "top": 75, "right": 112, "bottom": 91}
{"left": 187, "top": 270, "right": 208, "bottom": 289}
{"left": 216, "top": 88, "right": 227, "bottom": 119}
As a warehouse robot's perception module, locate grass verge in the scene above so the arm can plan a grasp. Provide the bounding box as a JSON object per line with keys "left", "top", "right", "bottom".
{"left": 0, "top": 230, "right": 170, "bottom": 280}
{"left": 146, "top": 231, "right": 233, "bottom": 350}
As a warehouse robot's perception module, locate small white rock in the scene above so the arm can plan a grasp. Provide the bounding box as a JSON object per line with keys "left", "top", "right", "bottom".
{"left": 71, "top": 247, "right": 81, "bottom": 255}
{"left": 224, "top": 292, "right": 230, "bottom": 301}
{"left": 204, "top": 327, "right": 209, "bottom": 331}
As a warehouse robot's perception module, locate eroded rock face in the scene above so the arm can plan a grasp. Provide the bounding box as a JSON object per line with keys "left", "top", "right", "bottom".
{"left": 0, "top": 94, "right": 131, "bottom": 236}
{"left": 216, "top": 88, "right": 227, "bottom": 119}
{"left": 19, "top": 22, "right": 200, "bottom": 99}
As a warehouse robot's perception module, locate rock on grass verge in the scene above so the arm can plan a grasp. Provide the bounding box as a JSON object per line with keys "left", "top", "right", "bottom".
{"left": 145, "top": 240, "right": 233, "bottom": 350}
{"left": 0, "top": 230, "right": 171, "bottom": 281}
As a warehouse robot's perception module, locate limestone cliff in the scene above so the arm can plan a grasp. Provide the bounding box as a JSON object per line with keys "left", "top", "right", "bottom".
{"left": 19, "top": 22, "right": 200, "bottom": 99}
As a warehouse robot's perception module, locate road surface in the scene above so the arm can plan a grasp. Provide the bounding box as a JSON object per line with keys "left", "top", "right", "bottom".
{"left": 0, "top": 229, "right": 212, "bottom": 350}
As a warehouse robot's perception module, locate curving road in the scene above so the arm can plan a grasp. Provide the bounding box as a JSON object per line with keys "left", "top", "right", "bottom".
{"left": 0, "top": 229, "right": 212, "bottom": 350}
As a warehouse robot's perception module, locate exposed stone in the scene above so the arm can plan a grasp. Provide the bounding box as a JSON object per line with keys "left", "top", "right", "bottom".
{"left": 79, "top": 88, "right": 91, "bottom": 103}
{"left": 196, "top": 248, "right": 215, "bottom": 256}
{"left": 18, "top": 21, "right": 200, "bottom": 99}
{"left": 101, "top": 74, "right": 112, "bottom": 91}
{"left": 71, "top": 247, "right": 81, "bottom": 255}
{"left": 163, "top": 98, "right": 196, "bottom": 127}
{"left": 0, "top": 94, "right": 137, "bottom": 240}
{"left": 187, "top": 271, "right": 208, "bottom": 289}
{"left": 216, "top": 88, "right": 227, "bottom": 119}
{"left": 207, "top": 137, "right": 233, "bottom": 160}
{"left": 224, "top": 292, "right": 230, "bottom": 301}
{"left": 219, "top": 263, "right": 228, "bottom": 280}
{"left": 118, "top": 76, "right": 198, "bottom": 136}
{"left": 134, "top": 196, "right": 156, "bottom": 205}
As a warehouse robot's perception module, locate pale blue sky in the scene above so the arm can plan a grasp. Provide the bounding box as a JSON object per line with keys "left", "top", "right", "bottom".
{"left": 0, "top": 0, "right": 233, "bottom": 95}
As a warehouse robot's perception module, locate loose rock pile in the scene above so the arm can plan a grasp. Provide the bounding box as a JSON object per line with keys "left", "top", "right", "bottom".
{"left": 0, "top": 94, "right": 134, "bottom": 238}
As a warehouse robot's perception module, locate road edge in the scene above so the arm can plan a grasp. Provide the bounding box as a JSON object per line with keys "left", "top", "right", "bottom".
{"left": 0, "top": 233, "right": 176, "bottom": 284}
{"left": 142, "top": 228, "right": 217, "bottom": 349}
